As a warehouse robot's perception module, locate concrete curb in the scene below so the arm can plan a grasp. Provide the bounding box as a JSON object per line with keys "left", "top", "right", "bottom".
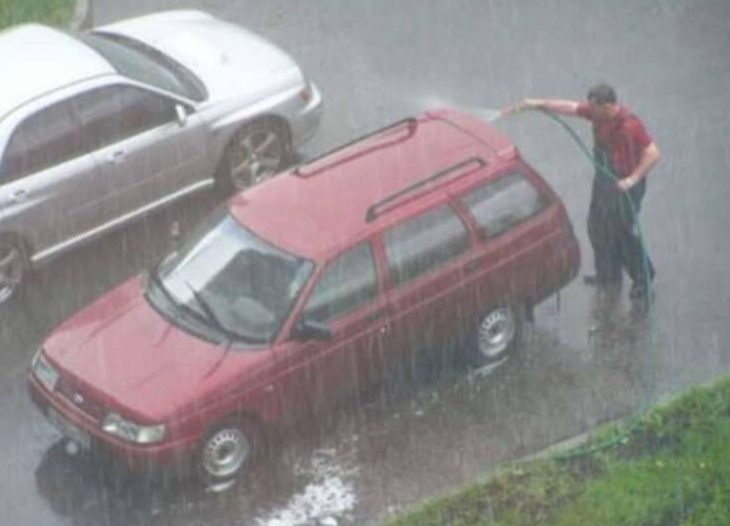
{"left": 71, "top": 0, "right": 93, "bottom": 30}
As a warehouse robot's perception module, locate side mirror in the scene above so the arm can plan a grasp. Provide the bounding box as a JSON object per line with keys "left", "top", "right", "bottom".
{"left": 292, "top": 319, "right": 332, "bottom": 341}
{"left": 175, "top": 104, "right": 189, "bottom": 126}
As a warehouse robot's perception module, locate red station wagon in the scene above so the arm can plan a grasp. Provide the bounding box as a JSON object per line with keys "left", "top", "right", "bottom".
{"left": 28, "top": 109, "right": 580, "bottom": 482}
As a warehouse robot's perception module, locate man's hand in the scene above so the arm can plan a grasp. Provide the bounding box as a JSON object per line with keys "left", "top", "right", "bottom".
{"left": 501, "top": 99, "right": 538, "bottom": 116}
{"left": 617, "top": 176, "right": 637, "bottom": 192}
{"left": 501, "top": 100, "right": 529, "bottom": 116}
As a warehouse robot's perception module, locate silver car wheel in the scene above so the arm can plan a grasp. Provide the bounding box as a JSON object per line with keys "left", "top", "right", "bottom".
{"left": 477, "top": 307, "right": 516, "bottom": 361}
{"left": 227, "top": 124, "right": 286, "bottom": 190}
{"left": 0, "top": 240, "right": 24, "bottom": 303}
{"left": 201, "top": 426, "right": 251, "bottom": 480}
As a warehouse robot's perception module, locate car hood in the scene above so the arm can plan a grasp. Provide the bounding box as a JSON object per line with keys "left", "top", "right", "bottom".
{"left": 43, "top": 276, "right": 270, "bottom": 422}
{"left": 96, "top": 10, "right": 304, "bottom": 101}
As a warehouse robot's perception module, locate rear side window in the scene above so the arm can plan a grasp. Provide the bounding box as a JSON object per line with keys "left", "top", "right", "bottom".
{"left": 1, "top": 100, "right": 83, "bottom": 181}
{"left": 384, "top": 204, "right": 470, "bottom": 287}
{"left": 72, "top": 85, "right": 177, "bottom": 151}
{"left": 303, "top": 242, "right": 378, "bottom": 323}
{"left": 461, "top": 171, "right": 549, "bottom": 238}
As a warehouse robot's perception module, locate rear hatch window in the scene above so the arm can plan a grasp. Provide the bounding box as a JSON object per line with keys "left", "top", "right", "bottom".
{"left": 459, "top": 171, "right": 549, "bottom": 238}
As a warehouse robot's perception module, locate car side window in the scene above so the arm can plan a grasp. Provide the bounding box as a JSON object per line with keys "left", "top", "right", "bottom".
{"left": 383, "top": 204, "right": 470, "bottom": 287}
{"left": 1, "top": 100, "right": 83, "bottom": 181}
{"left": 303, "top": 242, "right": 378, "bottom": 324}
{"left": 72, "top": 85, "right": 178, "bottom": 151}
{"left": 460, "top": 171, "right": 549, "bottom": 238}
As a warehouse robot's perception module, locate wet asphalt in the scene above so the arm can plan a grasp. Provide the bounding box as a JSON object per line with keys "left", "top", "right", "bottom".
{"left": 1, "top": 1, "right": 729, "bottom": 524}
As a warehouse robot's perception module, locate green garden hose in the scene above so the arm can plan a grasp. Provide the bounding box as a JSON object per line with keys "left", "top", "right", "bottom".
{"left": 521, "top": 108, "right": 658, "bottom": 458}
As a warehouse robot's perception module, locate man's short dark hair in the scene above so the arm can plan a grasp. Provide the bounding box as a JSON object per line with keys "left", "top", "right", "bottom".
{"left": 587, "top": 83, "right": 617, "bottom": 105}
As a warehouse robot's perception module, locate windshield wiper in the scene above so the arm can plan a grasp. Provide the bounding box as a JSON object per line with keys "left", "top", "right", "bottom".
{"left": 147, "top": 264, "right": 181, "bottom": 315}
{"left": 184, "top": 282, "right": 263, "bottom": 344}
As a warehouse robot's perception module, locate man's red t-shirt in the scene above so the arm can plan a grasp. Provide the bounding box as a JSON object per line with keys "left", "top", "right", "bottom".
{"left": 576, "top": 103, "right": 653, "bottom": 179}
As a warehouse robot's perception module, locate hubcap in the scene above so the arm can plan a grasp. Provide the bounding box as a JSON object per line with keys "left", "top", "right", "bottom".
{"left": 0, "top": 242, "right": 23, "bottom": 303}
{"left": 229, "top": 129, "right": 284, "bottom": 189}
{"left": 477, "top": 307, "right": 516, "bottom": 360}
{"left": 202, "top": 427, "right": 250, "bottom": 479}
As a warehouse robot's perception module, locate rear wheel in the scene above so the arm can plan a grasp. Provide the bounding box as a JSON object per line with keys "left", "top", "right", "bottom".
{"left": 217, "top": 120, "right": 290, "bottom": 193}
{"left": 198, "top": 418, "right": 260, "bottom": 482}
{"left": 0, "top": 236, "right": 27, "bottom": 305}
{"left": 471, "top": 304, "right": 523, "bottom": 368}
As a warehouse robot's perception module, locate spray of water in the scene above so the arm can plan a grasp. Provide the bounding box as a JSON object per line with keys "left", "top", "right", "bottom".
{"left": 415, "top": 95, "right": 503, "bottom": 123}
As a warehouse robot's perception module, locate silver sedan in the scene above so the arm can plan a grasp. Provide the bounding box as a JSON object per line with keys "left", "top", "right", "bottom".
{"left": 0, "top": 10, "right": 322, "bottom": 304}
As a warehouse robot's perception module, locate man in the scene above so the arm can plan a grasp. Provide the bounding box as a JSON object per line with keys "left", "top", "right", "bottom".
{"left": 502, "top": 84, "right": 660, "bottom": 300}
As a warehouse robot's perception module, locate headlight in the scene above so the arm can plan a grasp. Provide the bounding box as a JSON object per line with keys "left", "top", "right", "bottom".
{"left": 32, "top": 348, "right": 59, "bottom": 393}
{"left": 102, "top": 412, "right": 166, "bottom": 444}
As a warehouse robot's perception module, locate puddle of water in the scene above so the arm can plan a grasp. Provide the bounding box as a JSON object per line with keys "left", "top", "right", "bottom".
{"left": 256, "top": 449, "right": 357, "bottom": 526}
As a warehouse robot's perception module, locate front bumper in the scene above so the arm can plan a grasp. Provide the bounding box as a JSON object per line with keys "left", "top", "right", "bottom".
{"left": 27, "top": 374, "right": 198, "bottom": 471}
{"left": 290, "top": 81, "right": 323, "bottom": 147}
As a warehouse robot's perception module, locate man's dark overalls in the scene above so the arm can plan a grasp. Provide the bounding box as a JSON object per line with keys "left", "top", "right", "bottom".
{"left": 587, "top": 115, "right": 655, "bottom": 293}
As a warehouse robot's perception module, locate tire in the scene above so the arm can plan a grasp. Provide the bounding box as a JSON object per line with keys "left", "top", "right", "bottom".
{"left": 217, "top": 119, "right": 291, "bottom": 193}
{"left": 470, "top": 304, "right": 523, "bottom": 368}
{"left": 198, "top": 417, "right": 260, "bottom": 482}
{"left": 0, "top": 235, "right": 28, "bottom": 305}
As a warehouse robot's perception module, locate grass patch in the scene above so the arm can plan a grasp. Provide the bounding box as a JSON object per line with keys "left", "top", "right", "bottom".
{"left": 385, "top": 377, "right": 730, "bottom": 526}
{"left": 0, "top": 0, "right": 75, "bottom": 30}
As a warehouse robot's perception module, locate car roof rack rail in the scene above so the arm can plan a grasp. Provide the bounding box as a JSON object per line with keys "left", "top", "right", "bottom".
{"left": 293, "top": 118, "right": 418, "bottom": 178}
{"left": 365, "top": 156, "right": 486, "bottom": 223}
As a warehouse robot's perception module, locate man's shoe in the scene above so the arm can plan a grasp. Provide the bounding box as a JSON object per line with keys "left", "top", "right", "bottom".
{"left": 583, "top": 274, "right": 599, "bottom": 285}
{"left": 629, "top": 282, "right": 654, "bottom": 301}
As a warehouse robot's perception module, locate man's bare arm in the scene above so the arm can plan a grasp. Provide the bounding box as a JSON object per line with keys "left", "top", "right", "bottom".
{"left": 502, "top": 98, "right": 580, "bottom": 116}
{"left": 618, "top": 142, "right": 661, "bottom": 191}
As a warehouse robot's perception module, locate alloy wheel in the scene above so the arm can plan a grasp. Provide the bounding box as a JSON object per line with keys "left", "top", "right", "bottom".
{"left": 227, "top": 126, "right": 286, "bottom": 190}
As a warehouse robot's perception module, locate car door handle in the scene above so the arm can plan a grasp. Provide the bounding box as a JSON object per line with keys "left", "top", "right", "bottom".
{"left": 366, "top": 310, "right": 387, "bottom": 323}
{"left": 8, "top": 189, "right": 28, "bottom": 203}
{"left": 108, "top": 150, "right": 127, "bottom": 164}
{"left": 465, "top": 259, "right": 482, "bottom": 273}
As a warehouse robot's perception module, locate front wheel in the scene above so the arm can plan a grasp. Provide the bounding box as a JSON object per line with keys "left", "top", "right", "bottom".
{"left": 217, "top": 120, "right": 290, "bottom": 193}
{"left": 198, "top": 418, "right": 260, "bottom": 482}
{"left": 0, "top": 236, "right": 27, "bottom": 305}
{"left": 470, "top": 304, "right": 523, "bottom": 368}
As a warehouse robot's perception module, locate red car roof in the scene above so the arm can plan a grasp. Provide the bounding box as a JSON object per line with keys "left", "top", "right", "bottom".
{"left": 228, "top": 109, "right": 517, "bottom": 260}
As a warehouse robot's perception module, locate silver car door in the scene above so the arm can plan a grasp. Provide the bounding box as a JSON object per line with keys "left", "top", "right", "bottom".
{"left": 0, "top": 99, "right": 101, "bottom": 262}
{"left": 72, "top": 84, "right": 208, "bottom": 222}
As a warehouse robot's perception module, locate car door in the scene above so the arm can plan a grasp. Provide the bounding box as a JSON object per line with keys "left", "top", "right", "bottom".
{"left": 379, "top": 203, "right": 474, "bottom": 377}
{"left": 274, "top": 241, "right": 390, "bottom": 418}
{"left": 71, "top": 84, "right": 208, "bottom": 223}
{"left": 455, "top": 169, "right": 551, "bottom": 318}
{"left": 0, "top": 99, "right": 101, "bottom": 258}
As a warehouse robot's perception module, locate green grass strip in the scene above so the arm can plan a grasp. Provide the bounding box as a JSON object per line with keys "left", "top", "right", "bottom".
{"left": 385, "top": 378, "right": 730, "bottom": 526}
{"left": 0, "top": 0, "right": 75, "bottom": 30}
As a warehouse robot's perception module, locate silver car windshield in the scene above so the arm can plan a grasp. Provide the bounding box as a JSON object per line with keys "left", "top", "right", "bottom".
{"left": 77, "top": 32, "right": 206, "bottom": 102}
{"left": 157, "top": 211, "right": 314, "bottom": 344}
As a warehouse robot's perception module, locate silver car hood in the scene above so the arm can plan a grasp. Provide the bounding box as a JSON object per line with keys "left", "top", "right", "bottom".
{"left": 96, "top": 10, "right": 304, "bottom": 101}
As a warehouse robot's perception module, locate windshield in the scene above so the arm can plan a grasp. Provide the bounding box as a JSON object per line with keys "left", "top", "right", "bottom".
{"left": 77, "top": 31, "right": 207, "bottom": 102}
{"left": 155, "top": 209, "right": 314, "bottom": 344}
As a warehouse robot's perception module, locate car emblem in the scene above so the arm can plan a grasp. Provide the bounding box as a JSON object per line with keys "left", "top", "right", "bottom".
{"left": 73, "top": 393, "right": 84, "bottom": 406}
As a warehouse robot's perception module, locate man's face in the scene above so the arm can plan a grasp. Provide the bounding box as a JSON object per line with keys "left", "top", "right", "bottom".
{"left": 589, "top": 100, "right": 617, "bottom": 120}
